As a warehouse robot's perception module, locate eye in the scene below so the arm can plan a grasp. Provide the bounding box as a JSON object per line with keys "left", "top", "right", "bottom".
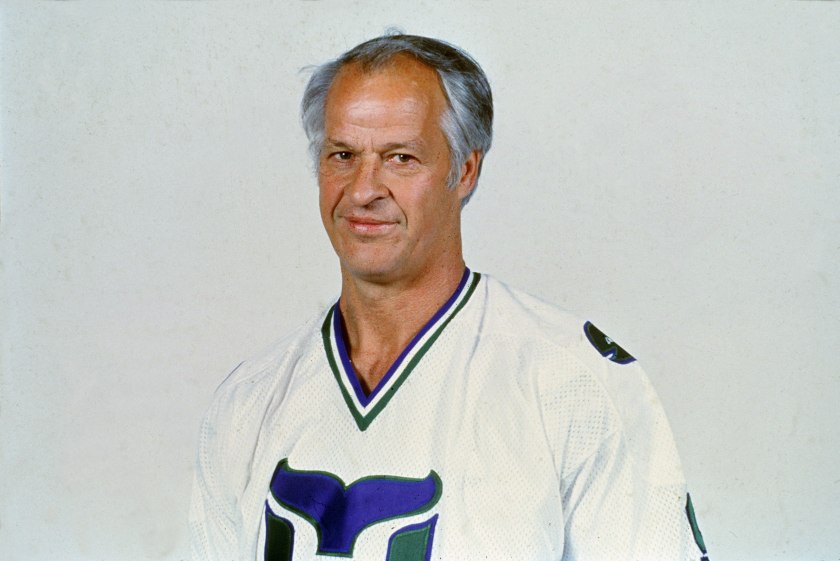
{"left": 390, "top": 153, "right": 415, "bottom": 164}
{"left": 333, "top": 151, "right": 352, "bottom": 161}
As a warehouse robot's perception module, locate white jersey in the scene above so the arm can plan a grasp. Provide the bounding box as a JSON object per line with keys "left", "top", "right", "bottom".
{"left": 190, "top": 271, "right": 709, "bottom": 561}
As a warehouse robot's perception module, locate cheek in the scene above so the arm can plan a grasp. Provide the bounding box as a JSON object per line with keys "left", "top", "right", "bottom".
{"left": 318, "top": 175, "right": 343, "bottom": 218}
{"left": 400, "top": 187, "right": 451, "bottom": 228}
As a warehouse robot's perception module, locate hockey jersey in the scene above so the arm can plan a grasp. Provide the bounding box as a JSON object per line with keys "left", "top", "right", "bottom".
{"left": 189, "top": 270, "right": 708, "bottom": 561}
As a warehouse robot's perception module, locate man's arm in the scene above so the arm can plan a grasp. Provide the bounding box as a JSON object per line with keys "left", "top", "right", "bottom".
{"left": 189, "top": 368, "right": 245, "bottom": 561}
{"left": 557, "top": 425, "right": 704, "bottom": 560}
{"left": 541, "top": 340, "right": 708, "bottom": 560}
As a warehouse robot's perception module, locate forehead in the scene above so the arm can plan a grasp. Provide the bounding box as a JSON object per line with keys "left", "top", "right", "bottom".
{"left": 324, "top": 56, "right": 449, "bottom": 134}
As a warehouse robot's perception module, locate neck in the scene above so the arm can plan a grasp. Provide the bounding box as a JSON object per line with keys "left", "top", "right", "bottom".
{"left": 338, "top": 261, "right": 466, "bottom": 394}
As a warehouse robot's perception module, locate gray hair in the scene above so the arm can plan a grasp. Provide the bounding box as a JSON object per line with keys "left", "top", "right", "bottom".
{"left": 301, "top": 32, "right": 493, "bottom": 203}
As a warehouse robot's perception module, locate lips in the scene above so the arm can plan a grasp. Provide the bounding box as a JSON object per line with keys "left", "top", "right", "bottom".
{"left": 342, "top": 214, "right": 398, "bottom": 235}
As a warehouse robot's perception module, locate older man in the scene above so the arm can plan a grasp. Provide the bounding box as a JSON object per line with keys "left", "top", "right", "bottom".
{"left": 189, "top": 33, "right": 709, "bottom": 561}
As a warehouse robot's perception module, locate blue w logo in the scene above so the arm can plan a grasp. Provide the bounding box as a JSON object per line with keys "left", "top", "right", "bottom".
{"left": 264, "top": 459, "right": 441, "bottom": 560}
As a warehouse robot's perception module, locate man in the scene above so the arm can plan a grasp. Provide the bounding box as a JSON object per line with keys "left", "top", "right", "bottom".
{"left": 190, "top": 33, "right": 709, "bottom": 561}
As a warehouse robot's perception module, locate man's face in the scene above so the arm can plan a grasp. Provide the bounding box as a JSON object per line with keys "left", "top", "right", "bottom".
{"left": 319, "top": 56, "right": 477, "bottom": 285}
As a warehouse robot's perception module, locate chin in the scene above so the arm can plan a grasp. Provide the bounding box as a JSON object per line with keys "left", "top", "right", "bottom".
{"left": 344, "top": 264, "right": 398, "bottom": 283}
{"left": 340, "top": 255, "right": 406, "bottom": 284}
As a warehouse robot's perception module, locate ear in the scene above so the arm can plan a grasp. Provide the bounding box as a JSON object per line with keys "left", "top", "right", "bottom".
{"left": 455, "top": 150, "right": 482, "bottom": 201}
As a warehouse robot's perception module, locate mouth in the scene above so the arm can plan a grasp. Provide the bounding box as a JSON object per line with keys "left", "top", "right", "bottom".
{"left": 342, "top": 215, "right": 398, "bottom": 236}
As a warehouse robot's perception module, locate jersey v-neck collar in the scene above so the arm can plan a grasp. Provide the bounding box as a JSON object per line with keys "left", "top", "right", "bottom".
{"left": 321, "top": 269, "right": 481, "bottom": 431}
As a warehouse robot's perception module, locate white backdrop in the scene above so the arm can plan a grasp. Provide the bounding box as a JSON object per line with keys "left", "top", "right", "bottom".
{"left": 2, "top": 2, "right": 839, "bottom": 560}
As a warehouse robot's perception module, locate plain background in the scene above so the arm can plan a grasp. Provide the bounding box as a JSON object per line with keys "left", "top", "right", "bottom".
{"left": 2, "top": 2, "right": 839, "bottom": 560}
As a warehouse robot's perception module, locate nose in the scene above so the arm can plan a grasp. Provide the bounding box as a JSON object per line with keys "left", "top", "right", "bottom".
{"left": 346, "top": 156, "right": 388, "bottom": 206}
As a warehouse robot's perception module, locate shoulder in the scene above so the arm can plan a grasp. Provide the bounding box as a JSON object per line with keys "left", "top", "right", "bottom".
{"left": 193, "top": 308, "right": 331, "bottom": 507}
{"left": 197, "top": 309, "right": 328, "bottom": 457}
{"left": 210, "top": 310, "right": 327, "bottom": 416}
{"left": 478, "top": 275, "right": 683, "bottom": 484}
{"left": 478, "top": 274, "right": 582, "bottom": 341}
{"left": 479, "top": 274, "right": 623, "bottom": 368}
{"left": 476, "top": 275, "right": 644, "bottom": 404}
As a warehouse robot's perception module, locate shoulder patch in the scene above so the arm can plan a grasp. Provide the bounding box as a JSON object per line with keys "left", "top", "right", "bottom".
{"left": 583, "top": 321, "right": 636, "bottom": 364}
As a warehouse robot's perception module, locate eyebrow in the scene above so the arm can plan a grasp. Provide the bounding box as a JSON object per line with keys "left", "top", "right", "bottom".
{"left": 324, "top": 139, "right": 352, "bottom": 150}
{"left": 324, "top": 138, "right": 426, "bottom": 152}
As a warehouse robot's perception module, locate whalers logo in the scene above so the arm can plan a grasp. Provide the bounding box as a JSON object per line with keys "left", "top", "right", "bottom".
{"left": 264, "top": 459, "right": 441, "bottom": 560}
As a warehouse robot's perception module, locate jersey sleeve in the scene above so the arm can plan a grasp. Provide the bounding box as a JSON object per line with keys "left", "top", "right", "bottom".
{"left": 540, "top": 337, "right": 708, "bottom": 561}
{"left": 188, "top": 365, "right": 246, "bottom": 561}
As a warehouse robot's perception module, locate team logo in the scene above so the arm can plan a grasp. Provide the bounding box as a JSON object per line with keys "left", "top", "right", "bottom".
{"left": 263, "top": 459, "right": 441, "bottom": 560}
{"left": 583, "top": 321, "right": 636, "bottom": 364}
